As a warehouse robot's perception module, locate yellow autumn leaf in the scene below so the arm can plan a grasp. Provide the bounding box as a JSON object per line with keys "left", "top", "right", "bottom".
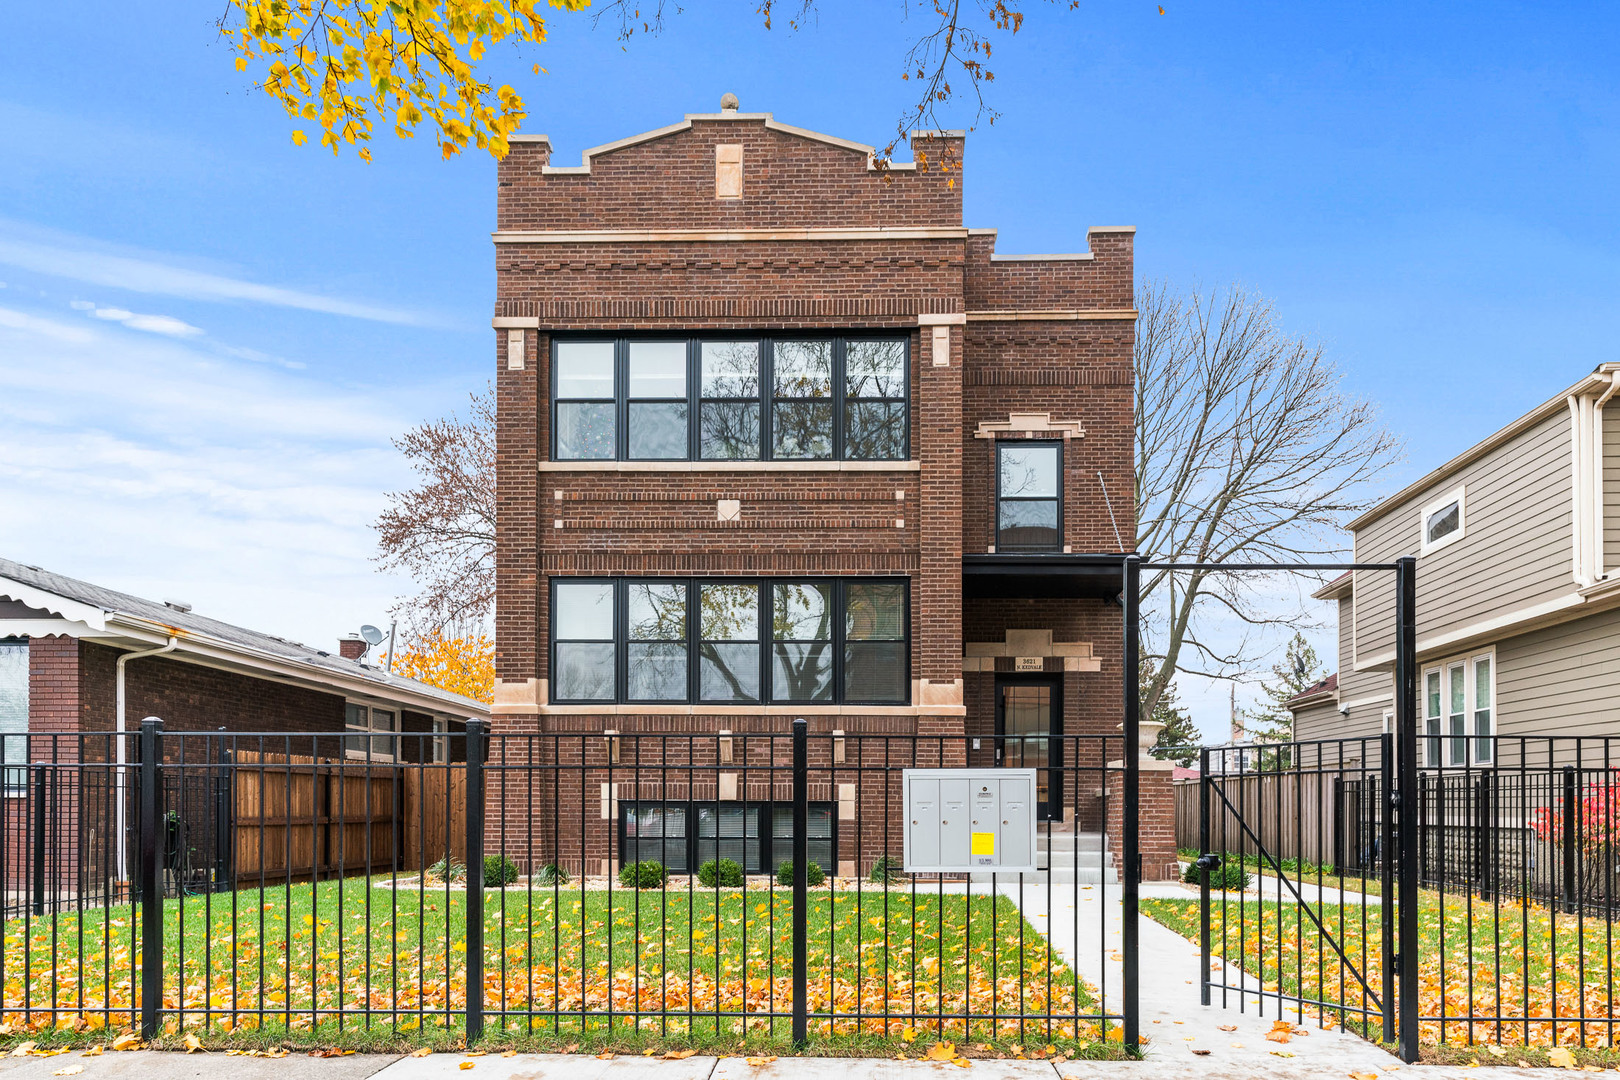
{"left": 52, "top": 1068, "right": 84, "bottom": 1077}
{"left": 110, "top": 1033, "right": 141, "bottom": 1052}
{"left": 183, "top": 1034, "right": 205, "bottom": 1054}
{"left": 459, "top": 1063, "right": 475, "bottom": 1071}
{"left": 410, "top": 1048, "right": 433, "bottom": 1058}
{"left": 926, "top": 1042, "right": 956, "bottom": 1062}
{"left": 664, "top": 1050, "right": 697, "bottom": 1060}
{"left": 951, "top": 1058, "right": 972, "bottom": 1069}
{"left": 1548, "top": 1047, "right": 1576, "bottom": 1069}
{"left": 745, "top": 1057, "right": 777, "bottom": 1066}
{"left": 291, "top": 130, "right": 307, "bottom": 146}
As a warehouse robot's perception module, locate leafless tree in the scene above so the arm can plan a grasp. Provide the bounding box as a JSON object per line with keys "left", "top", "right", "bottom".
{"left": 374, "top": 384, "right": 496, "bottom": 631}
{"left": 1135, "top": 282, "right": 1403, "bottom": 719}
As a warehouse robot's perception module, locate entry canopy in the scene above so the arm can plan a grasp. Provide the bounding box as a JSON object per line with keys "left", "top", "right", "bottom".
{"left": 961, "top": 554, "right": 1127, "bottom": 600}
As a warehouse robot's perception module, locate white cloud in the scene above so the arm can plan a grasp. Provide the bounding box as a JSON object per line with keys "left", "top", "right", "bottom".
{"left": 0, "top": 299, "right": 437, "bottom": 648}
{"left": 0, "top": 224, "right": 426, "bottom": 326}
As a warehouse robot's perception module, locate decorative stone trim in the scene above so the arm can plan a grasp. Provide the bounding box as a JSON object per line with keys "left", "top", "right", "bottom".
{"left": 962, "top": 630, "right": 1101, "bottom": 673}
{"left": 971, "top": 412, "right": 1086, "bottom": 440}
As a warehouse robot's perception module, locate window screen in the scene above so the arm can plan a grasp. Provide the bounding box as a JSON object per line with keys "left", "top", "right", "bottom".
{"left": 844, "top": 582, "right": 906, "bottom": 702}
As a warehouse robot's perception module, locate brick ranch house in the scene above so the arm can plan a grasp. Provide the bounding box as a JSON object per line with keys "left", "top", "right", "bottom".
{"left": 0, "top": 556, "right": 487, "bottom": 899}
{"left": 489, "top": 98, "right": 1177, "bottom": 882}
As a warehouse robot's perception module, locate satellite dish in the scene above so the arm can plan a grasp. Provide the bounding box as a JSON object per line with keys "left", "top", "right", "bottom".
{"left": 360, "top": 624, "right": 386, "bottom": 646}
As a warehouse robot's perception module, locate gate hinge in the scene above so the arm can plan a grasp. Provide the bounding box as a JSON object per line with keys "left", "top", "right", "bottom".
{"left": 1393, "top": 952, "right": 1402, "bottom": 969}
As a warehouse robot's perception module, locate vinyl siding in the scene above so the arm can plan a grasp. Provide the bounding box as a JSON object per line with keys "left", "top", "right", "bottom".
{"left": 1291, "top": 699, "right": 1342, "bottom": 742}
{"left": 1354, "top": 411, "right": 1573, "bottom": 662}
{"left": 1496, "top": 603, "right": 1620, "bottom": 738}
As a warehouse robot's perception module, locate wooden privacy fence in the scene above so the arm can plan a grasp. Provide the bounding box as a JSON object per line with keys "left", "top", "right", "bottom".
{"left": 231, "top": 751, "right": 466, "bottom": 882}
{"left": 1174, "top": 771, "right": 1375, "bottom": 868}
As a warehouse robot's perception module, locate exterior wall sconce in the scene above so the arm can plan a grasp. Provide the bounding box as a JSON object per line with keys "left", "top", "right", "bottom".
{"left": 718, "top": 729, "right": 734, "bottom": 764}
{"left": 832, "top": 729, "right": 847, "bottom": 764}
{"left": 603, "top": 728, "right": 621, "bottom": 764}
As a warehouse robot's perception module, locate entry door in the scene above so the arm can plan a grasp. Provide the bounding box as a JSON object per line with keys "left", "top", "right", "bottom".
{"left": 995, "top": 676, "right": 1062, "bottom": 820}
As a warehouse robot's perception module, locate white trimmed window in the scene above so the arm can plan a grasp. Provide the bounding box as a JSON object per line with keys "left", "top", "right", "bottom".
{"left": 1422, "top": 651, "right": 1494, "bottom": 766}
{"left": 0, "top": 639, "right": 25, "bottom": 792}
{"left": 345, "top": 702, "right": 397, "bottom": 761}
{"left": 1419, "top": 485, "right": 1466, "bottom": 555}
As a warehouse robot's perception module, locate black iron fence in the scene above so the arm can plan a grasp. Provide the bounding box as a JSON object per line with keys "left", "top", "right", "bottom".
{"left": 1195, "top": 734, "right": 1620, "bottom": 1056}
{"left": 0, "top": 721, "right": 1134, "bottom": 1049}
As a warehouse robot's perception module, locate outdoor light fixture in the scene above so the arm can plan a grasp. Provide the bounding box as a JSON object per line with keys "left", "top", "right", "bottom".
{"left": 604, "top": 728, "right": 621, "bottom": 764}
{"left": 718, "top": 729, "right": 734, "bottom": 763}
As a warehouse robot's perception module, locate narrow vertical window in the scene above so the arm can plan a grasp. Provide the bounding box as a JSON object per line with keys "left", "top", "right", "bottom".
{"left": 627, "top": 342, "right": 688, "bottom": 459}
{"left": 624, "top": 805, "right": 688, "bottom": 872}
{"left": 554, "top": 341, "right": 617, "bottom": 460}
{"left": 843, "top": 339, "right": 907, "bottom": 459}
{"left": 772, "top": 804, "right": 833, "bottom": 875}
{"left": 844, "top": 582, "right": 906, "bottom": 702}
{"left": 1447, "top": 662, "right": 1467, "bottom": 766}
{"left": 626, "top": 582, "right": 688, "bottom": 701}
{"left": 553, "top": 581, "right": 616, "bottom": 701}
{"left": 771, "top": 582, "right": 833, "bottom": 701}
{"left": 699, "top": 342, "right": 761, "bottom": 460}
{"left": 997, "top": 442, "right": 1062, "bottom": 551}
{"left": 771, "top": 340, "right": 834, "bottom": 459}
{"left": 1473, "top": 657, "right": 1493, "bottom": 764}
{"left": 699, "top": 583, "right": 761, "bottom": 702}
{"left": 1424, "top": 669, "right": 1442, "bottom": 766}
{"left": 0, "top": 640, "right": 26, "bottom": 791}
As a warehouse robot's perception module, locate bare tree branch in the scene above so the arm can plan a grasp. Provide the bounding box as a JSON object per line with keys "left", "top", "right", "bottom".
{"left": 1135, "top": 281, "right": 1404, "bottom": 720}
{"left": 374, "top": 384, "right": 496, "bottom": 632}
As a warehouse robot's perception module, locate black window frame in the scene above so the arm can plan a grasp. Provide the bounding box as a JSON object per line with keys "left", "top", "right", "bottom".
{"left": 551, "top": 335, "right": 911, "bottom": 463}
{"left": 995, "top": 439, "right": 1065, "bottom": 552}
{"left": 548, "top": 577, "right": 910, "bottom": 706}
{"left": 617, "top": 799, "right": 836, "bottom": 876}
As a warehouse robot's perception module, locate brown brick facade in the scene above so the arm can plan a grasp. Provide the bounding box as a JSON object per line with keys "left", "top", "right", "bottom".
{"left": 491, "top": 106, "right": 1172, "bottom": 880}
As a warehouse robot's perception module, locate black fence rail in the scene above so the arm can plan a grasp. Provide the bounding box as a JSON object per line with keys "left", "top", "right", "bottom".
{"left": 0, "top": 722, "right": 1134, "bottom": 1049}
{"left": 1193, "top": 734, "right": 1620, "bottom": 1053}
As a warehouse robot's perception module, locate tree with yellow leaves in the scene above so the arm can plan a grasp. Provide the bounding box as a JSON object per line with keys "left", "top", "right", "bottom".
{"left": 220, "top": 0, "right": 1091, "bottom": 162}
{"left": 384, "top": 628, "right": 495, "bottom": 704}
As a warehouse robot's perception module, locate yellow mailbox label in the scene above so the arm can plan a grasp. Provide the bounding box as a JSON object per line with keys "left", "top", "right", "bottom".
{"left": 971, "top": 831, "right": 996, "bottom": 856}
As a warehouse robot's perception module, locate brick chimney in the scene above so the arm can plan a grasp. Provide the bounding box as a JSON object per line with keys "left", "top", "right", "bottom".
{"left": 339, "top": 634, "right": 367, "bottom": 661}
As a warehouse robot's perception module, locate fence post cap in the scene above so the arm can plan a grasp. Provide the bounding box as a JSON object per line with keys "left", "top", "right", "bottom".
{"left": 140, "top": 716, "right": 163, "bottom": 729}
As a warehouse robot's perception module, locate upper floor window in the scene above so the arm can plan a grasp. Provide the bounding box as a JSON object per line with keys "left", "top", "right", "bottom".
{"left": 997, "top": 441, "right": 1063, "bottom": 551}
{"left": 1419, "top": 485, "right": 1465, "bottom": 555}
{"left": 550, "top": 577, "right": 908, "bottom": 705}
{"left": 552, "top": 337, "right": 909, "bottom": 463}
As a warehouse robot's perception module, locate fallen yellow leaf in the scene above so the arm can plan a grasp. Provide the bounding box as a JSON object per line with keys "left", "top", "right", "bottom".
{"left": 111, "top": 1033, "right": 142, "bottom": 1052}
{"left": 459, "top": 1063, "right": 475, "bottom": 1071}
{"left": 745, "top": 1056, "right": 777, "bottom": 1066}
{"left": 10, "top": 1043, "right": 37, "bottom": 1058}
{"left": 410, "top": 1048, "right": 433, "bottom": 1058}
{"left": 664, "top": 1050, "right": 697, "bottom": 1060}
{"left": 52, "top": 1068, "right": 84, "bottom": 1077}
{"left": 596, "top": 1053, "right": 616, "bottom": 1061}
{"left": 926, "top": 1042, "right": 957, "bottom": 1062}
{"left": 1548, "top": 1047, "right": 1576, "bottom": 1069}
{"left": 1348, "top": 1072, "right": 1378, "bottom": 1080}
{"left": 1486, "top": 1046, "right": 1506, "bottom": 1058}
{"left": 184, "top": 1034, "right": 205, "bottom": 1054}
{"left": 951, "top": 1058, "right": 972, "bottom": 1069}
{"left": 81, "top": 1047, "right": 103, "bottom": 1058}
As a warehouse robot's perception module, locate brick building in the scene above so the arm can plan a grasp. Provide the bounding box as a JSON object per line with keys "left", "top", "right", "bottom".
{"left": 490, "top": 99, "right": 1177, "bottom": 882}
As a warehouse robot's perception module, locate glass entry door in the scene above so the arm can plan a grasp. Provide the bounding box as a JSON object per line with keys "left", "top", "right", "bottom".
{"left": 995, "top": 676, "right": 1061, "bottom": 820}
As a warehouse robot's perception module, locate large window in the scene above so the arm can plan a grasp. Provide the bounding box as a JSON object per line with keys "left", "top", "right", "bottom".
{"left": 0, "top": 640, "right": 25, "bottom": 790}
{"left": 620, "top": 800, "right": 833, "bottom": 876}
{"left": 551, "top": 578, "right": 908, "bottom": 705}
{"left": 997, "top": 441, "right": 1063, "bottom": 551}
{"left": 552, "top": 337, "right": 909, "bottom": 462}
{"left": 1423, "top": 652, "right": 1493, "bottom": 766}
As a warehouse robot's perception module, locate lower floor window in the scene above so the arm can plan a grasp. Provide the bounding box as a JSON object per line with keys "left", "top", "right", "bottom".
{"left": 620, "top": 800, "right": 833, "bottom": 876}
{"left": 1423, "top": 652, "right": 1493, "bottom": 767}
{"left": 345, "top": 702, "right": 397, "bottom": 761}
{"left": 0, "top": 639, "right": 25, "bottom": 792}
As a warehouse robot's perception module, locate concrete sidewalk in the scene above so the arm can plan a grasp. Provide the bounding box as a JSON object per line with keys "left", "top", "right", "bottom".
{"left": 0, "top": 1047, "right": 1568, "bottom": 1080}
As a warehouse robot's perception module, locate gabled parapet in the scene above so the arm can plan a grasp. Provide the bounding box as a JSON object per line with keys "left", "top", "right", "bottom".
{"left": 497, "top": 104, "right": 966, "bottom": 232}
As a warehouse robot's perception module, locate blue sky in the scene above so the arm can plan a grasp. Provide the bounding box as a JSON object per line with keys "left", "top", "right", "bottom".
{"left": 1, "top": 2, "right": 1615, "bottom": 733}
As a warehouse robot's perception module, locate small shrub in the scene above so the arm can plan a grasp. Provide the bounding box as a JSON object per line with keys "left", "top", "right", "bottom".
{"left": 483, "top": 855, "right": 521, "bottom": 888}
{"left": 427, "top": 857, "right": 466, "bottom": 883}
{"left": 1182, "top": 858, "right": 1251, "bottom": 891}
{"left": 776, "top": 860, "right": 826, "bottom": 888}
{"left": 618, "top": 861, "right": 667, "bottom": 889}
{"left": 534, "top": 863, "right": 570, "bottom": 886}
{"left": 697, "top": 858, "right": 745, "bottom": 888}
{"left": 869, "top": 855, "right": 905, "bottom": 884}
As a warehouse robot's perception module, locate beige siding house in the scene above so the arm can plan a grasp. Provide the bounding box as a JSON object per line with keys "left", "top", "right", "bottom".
{"left": 1292, "top": 363, "right": 1620, "bottom": 760}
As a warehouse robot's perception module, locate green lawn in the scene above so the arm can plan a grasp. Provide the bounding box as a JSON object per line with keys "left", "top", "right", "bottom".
{"left": 1145, "top": 890, "right": 1620, "bottom": 1050}
{"left": 0, "top": 880, "right": 1101, "bottom": 1051}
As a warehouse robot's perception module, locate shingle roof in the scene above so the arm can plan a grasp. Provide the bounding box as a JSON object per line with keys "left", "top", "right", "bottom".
{"left": 0, "top": 556, "right": 485, "bottom": 715}
{"left": 1284, "top": 672, "right": 1338, "bottom": 708}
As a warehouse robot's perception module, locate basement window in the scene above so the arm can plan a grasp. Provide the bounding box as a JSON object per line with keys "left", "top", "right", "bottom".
{"left": 1419, "top": 486, "right": 1465, "bottom": 555}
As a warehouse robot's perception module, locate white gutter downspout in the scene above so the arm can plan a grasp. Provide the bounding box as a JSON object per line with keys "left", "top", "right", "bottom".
{"left": 1595, "top": 374, "right": 1620, "bottom": 583}
{"left": 115, "top": 637, "right": 177, "bottom": 882}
